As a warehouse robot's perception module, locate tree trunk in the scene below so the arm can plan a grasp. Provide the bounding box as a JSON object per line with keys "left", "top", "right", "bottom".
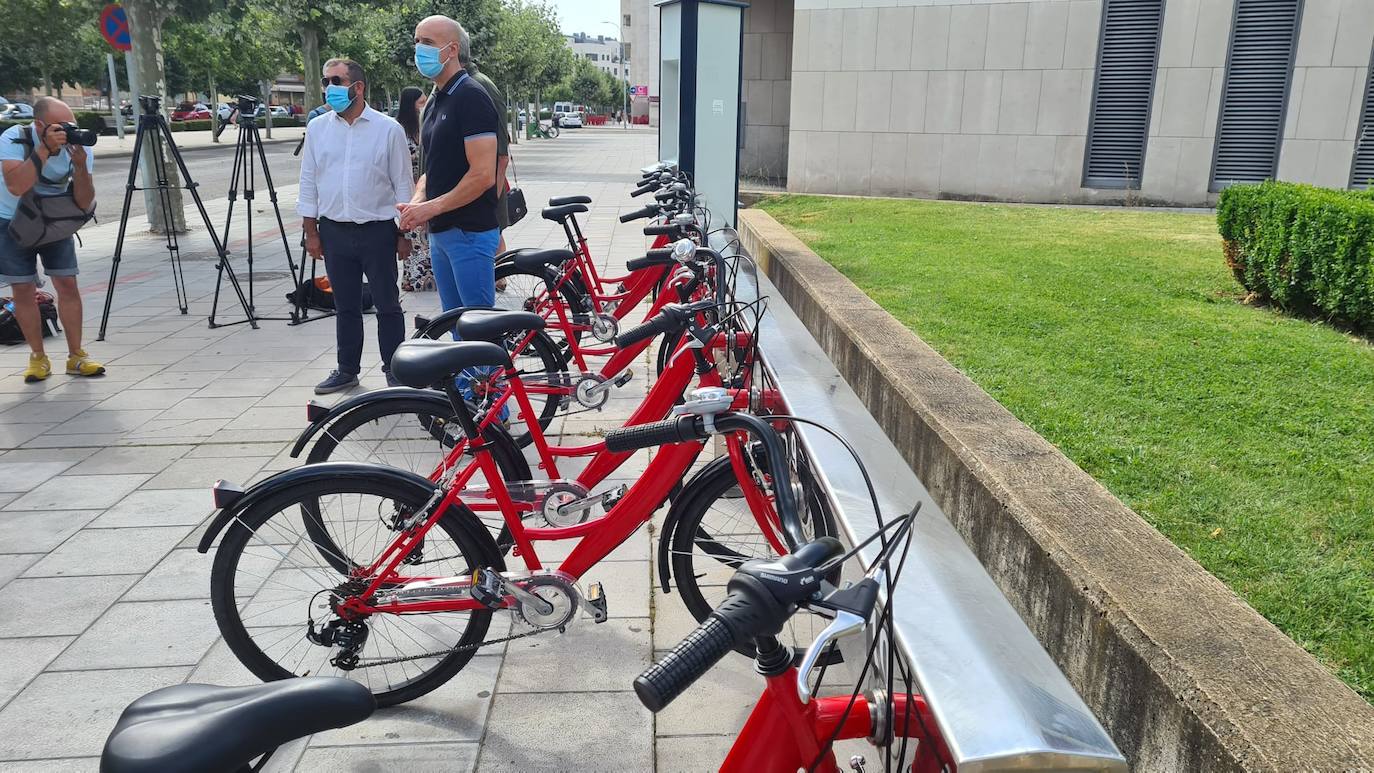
{"left": 124, "top": 0, "right": 186, "bottom": 234}
{"left": 261, "top": 79, "right": 273, "bottom": 139}
{"left": 208, "top": 72, "right": 218, "bottom": 143}
{"left": 41, "top": 72, "right": 52, "bottom": 96}
{"left": 301, "top": 27, "right": 322, "bottom": 112}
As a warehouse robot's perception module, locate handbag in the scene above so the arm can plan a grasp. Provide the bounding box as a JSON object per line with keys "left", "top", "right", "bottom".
{"left": 6, "top": 131, "right": 95, "bottom": 249}
{"left": 505, "top": 155, "right": 527, "bottom": 227}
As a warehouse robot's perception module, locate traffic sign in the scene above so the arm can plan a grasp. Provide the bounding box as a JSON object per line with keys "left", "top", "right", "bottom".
{"left": 100, "top": 4, "right": 131, "bottom": 52}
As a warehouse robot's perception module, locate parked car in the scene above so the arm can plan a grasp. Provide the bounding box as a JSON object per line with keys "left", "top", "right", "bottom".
{"left": 1, "top": 102, "right": 35, "bottom": 120}
{"left": 558, "top": 113, "right": 583, "bottom": 128}
{"left": 171, "top": 102, "right": 211, "bottom": 121}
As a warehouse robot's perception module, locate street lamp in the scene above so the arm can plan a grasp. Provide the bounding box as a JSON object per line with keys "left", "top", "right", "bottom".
{"left": 601, "top": 20, "right": 629, "bottom": 129}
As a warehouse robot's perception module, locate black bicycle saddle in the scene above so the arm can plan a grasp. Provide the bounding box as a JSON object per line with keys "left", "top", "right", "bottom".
{"left": 100, "top": 678, "right": 374, "bottom": 773}
{"left": 456, "top": 309, "right": 546, "bottom": 341}
{"left": 390, "top": 339, "right": 511, "bottom": 387}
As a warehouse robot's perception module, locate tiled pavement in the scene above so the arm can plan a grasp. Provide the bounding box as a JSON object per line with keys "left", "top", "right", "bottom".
{"left": 0, "top": 128, "right": 761, "bottom": 771}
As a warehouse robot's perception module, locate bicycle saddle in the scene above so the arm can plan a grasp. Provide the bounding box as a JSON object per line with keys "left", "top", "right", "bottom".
{"left": 456, "top": 309, "right": 546, "bottom": 341}
{"left": 548, "top": 195, "right": 592, "bottom": 206}
{"left": 541, "top": 203, "right": 589, "bottom": 221}
{"left": 390, "top": 339, "right": 511, "bottom": 387}
{"left": 100, "top": 678, "right": 374, "bottom": 773}
{"left": 512, "top": 248, "right": 575, "bottom": 273}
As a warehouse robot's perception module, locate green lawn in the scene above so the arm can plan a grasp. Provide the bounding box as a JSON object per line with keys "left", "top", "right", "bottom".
{"left": 760, "top": 194, "right": 1374, "bottom": 701}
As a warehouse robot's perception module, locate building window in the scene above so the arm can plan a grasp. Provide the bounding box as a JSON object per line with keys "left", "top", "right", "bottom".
{"left": 1210, "top": 0, "right": 1304, "bottom": 191}
{"left": 586, "top": 53, "right": 598, "bottom": 62}
{"left": 1350, "top": 44, "right": 1374, "bottom": 188}
{"left": 1083, "top": 0, "right": 1165, "bottom": 189}
{"left": 624, "top": 14, "right": 631, "bottom": 26}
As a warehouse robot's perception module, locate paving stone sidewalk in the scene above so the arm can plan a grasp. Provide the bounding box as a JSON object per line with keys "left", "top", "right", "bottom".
{"left": 0, "top": 128, "right": 758, "bottom": 771}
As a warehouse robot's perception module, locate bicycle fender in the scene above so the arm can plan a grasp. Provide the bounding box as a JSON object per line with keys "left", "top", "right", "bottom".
{"left": 288, "top": 387, "right": 433, "bottom": 458}
{"left": 414, "top": 305, "right": 500, "bottom": 340}
{"left": 655, "top": 454, "right": 734, "bottom": 594}
{"left": 196, "top": 462, "right": 448, "bottom": 554}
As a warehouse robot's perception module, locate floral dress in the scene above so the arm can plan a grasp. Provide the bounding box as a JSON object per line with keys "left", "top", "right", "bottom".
{"left": 401, "top": 137, "right": 434, "bottom": 292}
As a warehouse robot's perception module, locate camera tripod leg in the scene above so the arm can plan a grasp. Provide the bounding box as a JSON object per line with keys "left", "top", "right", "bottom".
{"left": 97, "top": 117, "right": 149, "bottom": 341}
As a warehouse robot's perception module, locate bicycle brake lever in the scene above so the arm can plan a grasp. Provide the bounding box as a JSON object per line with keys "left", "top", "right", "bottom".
{"left": 796, "top": 610, "right": 866, "bottom": 704}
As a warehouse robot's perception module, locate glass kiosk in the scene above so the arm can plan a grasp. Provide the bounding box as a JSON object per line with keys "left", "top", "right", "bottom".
{"left": 657, "top": 0, "right": 746, "bottom": 230}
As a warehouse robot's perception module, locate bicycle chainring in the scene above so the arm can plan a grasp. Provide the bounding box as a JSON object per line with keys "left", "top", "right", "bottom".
{"left": 512, "top": 575, "right": 579, "bottom": 631}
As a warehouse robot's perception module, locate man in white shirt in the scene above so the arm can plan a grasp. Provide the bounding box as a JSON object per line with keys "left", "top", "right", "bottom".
{"left": 298, "top": 57, "right": 414, "bottom": 394}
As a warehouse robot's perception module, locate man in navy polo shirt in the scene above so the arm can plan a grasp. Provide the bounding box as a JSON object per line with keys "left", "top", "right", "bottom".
{"left": 399, "top": 15, "right": 500, "bottom": 311}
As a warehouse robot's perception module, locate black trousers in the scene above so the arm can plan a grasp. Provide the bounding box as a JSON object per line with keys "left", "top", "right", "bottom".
{"left": 318, "top": 218, "right": 403, "bottom": 376}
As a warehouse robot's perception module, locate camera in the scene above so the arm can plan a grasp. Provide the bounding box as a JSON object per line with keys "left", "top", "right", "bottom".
{"left": 138, "top": 94, "right": 161, "bottom": 115}
{"left": 236, "top": 95, "right": 260, "bottom": 115}
{"left": 57, "top": 122, "right": 98, "bottom": 147}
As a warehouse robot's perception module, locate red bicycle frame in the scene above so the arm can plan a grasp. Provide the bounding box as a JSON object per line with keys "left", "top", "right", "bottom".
{"left": 723, "top": 669, "right": 952, "bottom": 773}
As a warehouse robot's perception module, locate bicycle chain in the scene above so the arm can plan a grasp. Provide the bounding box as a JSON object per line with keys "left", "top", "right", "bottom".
{"left": 349, "top": 625, "right": 549, "bottom": 669}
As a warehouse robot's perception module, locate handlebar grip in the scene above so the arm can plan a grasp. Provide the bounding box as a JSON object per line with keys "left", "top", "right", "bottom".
{"left": 603, "top": 415, "right": 704, "bottom": 453}
{"left": 625, "top": 252, "right": 676, "bottom": 272}
{"left": 642, "top": 224, "right": 677, "bottom": 236}
{"left": 620, "top": 206, "right": 658, "bottom": 223}
{"left": 634, "top": 615, "right": 737, "bottom": 712}
{"left": 612, "top": 312, "right": 677, "bottom": 349}
{"left": 631, "top": 183, "right": 656, "bottom": 198}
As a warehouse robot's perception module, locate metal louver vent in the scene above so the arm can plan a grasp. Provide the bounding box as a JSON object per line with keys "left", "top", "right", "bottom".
{"left": 1211, "top": 0, "right": 1304, "bottom": 191}
{"left": 1349, "top": 47, "right": 1374, "bottom": 188}
{"left": 1083, "top": 0, "right": 1165, "bottom": 189}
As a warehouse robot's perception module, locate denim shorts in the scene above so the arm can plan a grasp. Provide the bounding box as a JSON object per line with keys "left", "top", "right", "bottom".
{"left": 0, "top": 219, "right": 78, "bottom": 286}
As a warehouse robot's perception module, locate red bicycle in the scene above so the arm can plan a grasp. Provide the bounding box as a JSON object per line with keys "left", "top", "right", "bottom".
{"left": 199, "top": 321, "right": 834, "bottom": 706}
{"left": 636, "top": 507, "right": 956, "bottom": 773}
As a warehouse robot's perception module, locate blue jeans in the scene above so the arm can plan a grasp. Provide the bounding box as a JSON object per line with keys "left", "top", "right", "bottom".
{"left": 429, "top": 226, "right": 499, "bottom": 315}
{"left": 429, "top": 226, "right": 505, "bottom": 420}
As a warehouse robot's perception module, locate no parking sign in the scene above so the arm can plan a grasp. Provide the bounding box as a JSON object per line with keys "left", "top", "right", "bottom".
{"left": 100, "top": 4, "right": 131, "bottom": 52}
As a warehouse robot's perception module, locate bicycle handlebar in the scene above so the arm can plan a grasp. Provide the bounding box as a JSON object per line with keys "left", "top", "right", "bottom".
{"left": 634, "top": 538, "right": 846, "bottom": 711}
{"left": 625, "top": 249, "right": 676, "bottom": 272}
{"left": 620, "top": 206, "right": 659, "bottom": 223}
{"left": 603, "top": 411, "right": 803, "bottom": 548}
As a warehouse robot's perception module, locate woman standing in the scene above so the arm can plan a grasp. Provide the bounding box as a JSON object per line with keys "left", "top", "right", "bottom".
{"left": 396, "top": 87, "right": 434, "bottom": 291}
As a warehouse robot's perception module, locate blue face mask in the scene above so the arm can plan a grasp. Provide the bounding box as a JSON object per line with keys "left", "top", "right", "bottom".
{"left": 415, "top": 43, "right": 449, "bottom": 79}
{"left": 325, "top": 84, "right": 354, "bottom": 113}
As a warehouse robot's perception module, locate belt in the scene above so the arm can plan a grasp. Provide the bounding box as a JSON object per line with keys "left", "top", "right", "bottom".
{"left": 320, "top": 217, "right": 395, "bottom": 228}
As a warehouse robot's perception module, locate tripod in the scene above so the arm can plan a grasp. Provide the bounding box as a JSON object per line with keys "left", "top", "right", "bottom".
{"left": 209, "top": 114, "right": 312, "bottom": 326}
{"left": 97, "top": 97, "right": 256, "bottom": 341}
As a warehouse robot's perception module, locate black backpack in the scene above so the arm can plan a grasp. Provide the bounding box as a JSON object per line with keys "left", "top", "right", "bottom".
{"left": 0, "top": 293, "right": 61, "bottom": 345}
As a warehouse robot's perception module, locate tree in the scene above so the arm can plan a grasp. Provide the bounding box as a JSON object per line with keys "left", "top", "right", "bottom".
{"left": 482, "top": 0, "right": 570, "bottom": 127}
{"left": 1, "top": 0, "right": 98, "bottom": 95}
{"left": 123, "top": 0, "right": 220, "bottom": 231}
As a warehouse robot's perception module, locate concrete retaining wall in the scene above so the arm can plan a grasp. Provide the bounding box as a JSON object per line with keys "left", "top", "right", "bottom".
{"left": 737, "top": 207, "right": 1374, "bottom": 771}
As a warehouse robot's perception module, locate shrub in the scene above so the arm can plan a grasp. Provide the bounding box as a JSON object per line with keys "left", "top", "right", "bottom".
{"left": 169, "top": 119, "right": 213, "bottom": 132}
{"left": 73, "top": 111, "right": 108, "bottom": 133}
{"left": 1217, "top": 180, "right": 1374, "bottom": 331}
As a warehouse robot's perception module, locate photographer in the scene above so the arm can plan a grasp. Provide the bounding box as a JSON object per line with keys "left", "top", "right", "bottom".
{"left": 0, "top": 97, "right": 103, "bottom": 383}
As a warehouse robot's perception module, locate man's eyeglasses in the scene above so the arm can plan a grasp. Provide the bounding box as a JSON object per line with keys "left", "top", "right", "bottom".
{"left": 321, "top": 76, "right": 351, "bottom": 87}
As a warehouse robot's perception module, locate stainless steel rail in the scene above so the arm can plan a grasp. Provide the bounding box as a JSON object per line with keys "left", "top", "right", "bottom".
{"left": 718, "top": 231, "right": 1127, "bottom": 772}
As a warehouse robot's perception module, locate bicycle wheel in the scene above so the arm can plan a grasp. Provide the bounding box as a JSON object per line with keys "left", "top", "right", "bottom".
{"left": 304, "top": 396, "right": 529, "bottom": 546}
{"left": 415, "top": 325, "right": 571, "bottom": 447}
{"left": 547, "top": 125, "right": 559, "bottom": 138}
{"left": 493, "top": 262, "right": 589, "bottom": 348}
{"left": 209, "top": 475, "right": 497, "bottom": 706}
{"left": 669, "top": 449, "right": 839, "bottom": 660}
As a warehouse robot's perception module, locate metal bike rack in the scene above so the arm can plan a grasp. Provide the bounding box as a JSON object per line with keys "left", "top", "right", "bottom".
{"left": 719, "top": 230, "right": 1128, "bottom": 772}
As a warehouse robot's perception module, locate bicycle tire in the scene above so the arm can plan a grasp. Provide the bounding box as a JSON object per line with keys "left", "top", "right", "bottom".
{"left": 209, "top": 475, "right": 498, "bottom": 707}
{"left": 669, "top": 450, "right": 839, "bottom": 660}
{"left": 493, "top": 262, "right": 589, "bottom": 347}
{"left": 414, "top": 325, "right": 571, "bottom": 448}
{"left": 302, "top": 396, "right": 530, "bottom": 557}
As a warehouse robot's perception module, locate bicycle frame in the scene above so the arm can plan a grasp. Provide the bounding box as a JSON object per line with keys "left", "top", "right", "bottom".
{"left": 724, "top": 668, "right": 952, "bottom": 773}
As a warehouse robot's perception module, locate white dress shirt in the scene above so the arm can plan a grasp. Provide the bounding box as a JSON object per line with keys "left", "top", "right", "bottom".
{"left": 296, "top": 105, "right": 414, "bottom": 224}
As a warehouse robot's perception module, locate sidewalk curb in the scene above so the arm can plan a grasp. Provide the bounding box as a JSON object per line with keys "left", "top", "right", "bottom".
{"left": 97, "top": 135, "right": 300, "bottom": 161}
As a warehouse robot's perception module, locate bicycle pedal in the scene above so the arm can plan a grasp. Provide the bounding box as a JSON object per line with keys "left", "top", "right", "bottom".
{"left": 585, "top": 582, "right": 609, "bottom": 623}
{"left": 599, "top": 484, "right": 628, "bottom": 512}
{"left": 612, "top": 369, "right": 634, "bottom": 388}
{"left": 470, "top": 568, "right": 505, "bottom": 610}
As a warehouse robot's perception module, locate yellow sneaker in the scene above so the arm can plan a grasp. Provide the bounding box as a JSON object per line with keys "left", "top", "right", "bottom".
{"left": 23, "top": 353, "right": 51, "bottom": 383}
{"left": 65, "top": 349, "right": 106, "bottom": 377}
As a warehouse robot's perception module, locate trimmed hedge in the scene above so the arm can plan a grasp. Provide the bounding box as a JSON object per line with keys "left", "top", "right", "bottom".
{"left": 1217, "top": 180, "right": 1374, "bottom": 331}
